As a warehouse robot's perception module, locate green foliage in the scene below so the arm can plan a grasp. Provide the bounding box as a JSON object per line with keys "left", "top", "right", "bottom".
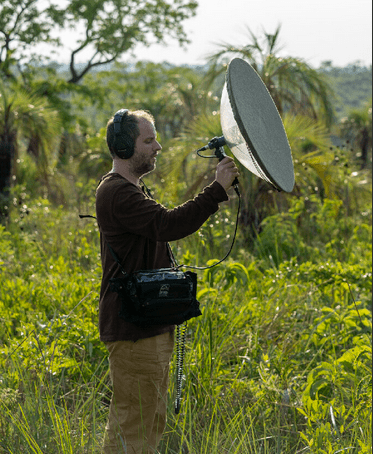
{"left": 160, "top": 246, "right": 371, "bottom": 453}
{"left": 337, "top": 100, "right": 372, "bottom": 170}
{"left": 319, "top": 61, "right": 372, "bottom": 119}
{"left": 0, "top": 81, "right": 62, "bottom": 219}
{"left": 0, "top": 0, "right": 58, "bottom": 79}
{"left": 299, "top": 301, "right": 372, "bottom": 453}
{"left": 0, "top": 0, "right": 198, "bottom": 84}
{"left": 0, "top": 174, "right": 371, "bottom": 452}
{"left": 253, "top": 194, "right": 372, "bottom": 267}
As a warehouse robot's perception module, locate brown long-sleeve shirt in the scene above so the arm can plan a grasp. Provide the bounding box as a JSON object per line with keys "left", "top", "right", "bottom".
{"left": 95, "top": 173, "right": 228, "bottom": 342}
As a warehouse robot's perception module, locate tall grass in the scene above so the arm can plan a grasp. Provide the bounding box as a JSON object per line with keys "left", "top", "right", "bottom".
{"left": 1, "top": 353, "right": 108, "bottom": 453}
{"left": 0, "top": 182, "right": 371, "bottom": 453}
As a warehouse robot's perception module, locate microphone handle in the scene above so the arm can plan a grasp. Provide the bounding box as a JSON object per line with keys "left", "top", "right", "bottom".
{"left": 215, "top": 147, "right": 239, "bottom": 188}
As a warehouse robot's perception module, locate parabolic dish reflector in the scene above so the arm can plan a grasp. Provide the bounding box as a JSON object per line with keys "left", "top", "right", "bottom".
{"left": 220, "top": 58, "right": 295, "bottom": 193}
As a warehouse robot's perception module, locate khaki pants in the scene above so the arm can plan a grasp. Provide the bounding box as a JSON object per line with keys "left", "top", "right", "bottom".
{"left": 102, "top": 332, "right": 174, "bottom": 454}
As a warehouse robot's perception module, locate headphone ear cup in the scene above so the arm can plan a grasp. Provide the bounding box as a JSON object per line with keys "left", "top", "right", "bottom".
{"left": 113, "top": 135, "right": 135, "bottom": 159}
{"left": 112, "top": 109, "right": 135, "bottom": 159}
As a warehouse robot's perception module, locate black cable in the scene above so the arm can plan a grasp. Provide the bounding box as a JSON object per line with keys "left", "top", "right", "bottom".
{"left": 167, "top": 145, "right": 242, "bottom": 271}
{"left": 196, "top": 150, "right": 218, "bottom": 159}
{"left": 175, "top": 185, "right": 241, "bottom": 271}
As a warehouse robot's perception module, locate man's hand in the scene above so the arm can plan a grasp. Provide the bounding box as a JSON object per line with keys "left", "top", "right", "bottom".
{"left": 215, "top": 157, "right": 240, "bottom": 192}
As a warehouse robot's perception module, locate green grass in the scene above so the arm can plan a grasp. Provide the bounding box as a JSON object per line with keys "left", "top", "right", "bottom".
{"left": 0, "top": 191, "right": 371, "bottom": 453}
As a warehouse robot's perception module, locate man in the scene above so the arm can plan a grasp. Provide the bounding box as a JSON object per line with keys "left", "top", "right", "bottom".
{"left": 96, "top": 109, "right": 239, "bottom": 453}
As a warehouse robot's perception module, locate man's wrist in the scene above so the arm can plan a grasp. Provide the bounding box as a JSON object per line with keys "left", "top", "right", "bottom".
{"left": 210, "top": 180, "right": 229, "bottom": 201}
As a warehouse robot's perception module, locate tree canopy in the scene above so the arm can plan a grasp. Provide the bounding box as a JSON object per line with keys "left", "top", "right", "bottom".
{"left": 0, "top": 0, "right": 198, "bottom": 83}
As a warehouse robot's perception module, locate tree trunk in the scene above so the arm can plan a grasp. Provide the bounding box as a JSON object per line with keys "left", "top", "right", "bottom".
{"left": 0, "top": 137, "right": 16, "bottom": 221}
{"left": 360, "top": 127, "right": 369, "bottom": 169}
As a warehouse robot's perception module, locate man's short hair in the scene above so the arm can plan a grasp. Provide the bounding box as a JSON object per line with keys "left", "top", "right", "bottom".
{"left": 106, "top": 110, "right": 155, "bottom": 158}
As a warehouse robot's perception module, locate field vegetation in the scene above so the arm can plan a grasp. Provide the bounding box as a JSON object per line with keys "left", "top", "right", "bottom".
{"left": 0, "top": 145, "right": 371, "bottom": 453}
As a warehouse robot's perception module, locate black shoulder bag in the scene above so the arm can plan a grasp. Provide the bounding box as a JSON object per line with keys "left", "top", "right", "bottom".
{"left": 107, "top": 243, "right": 202, "bottom": 326}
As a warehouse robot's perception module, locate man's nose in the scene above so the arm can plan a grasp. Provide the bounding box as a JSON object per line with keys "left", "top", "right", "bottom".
{"left": 155, "top": 141, "right": 162, "bottom": 152}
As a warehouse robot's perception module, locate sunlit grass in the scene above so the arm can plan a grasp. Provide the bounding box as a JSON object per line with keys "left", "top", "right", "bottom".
{"left": 0, "top": 186, "right": 371, "bottom": 453}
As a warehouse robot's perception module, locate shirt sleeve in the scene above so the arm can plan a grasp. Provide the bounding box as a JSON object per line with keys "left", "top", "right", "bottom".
{"left": 105, "top": 179, "right": 228, "bottom": 242}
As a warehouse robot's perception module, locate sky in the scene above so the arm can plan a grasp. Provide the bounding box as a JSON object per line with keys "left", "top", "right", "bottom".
{"left": 47, "top": 0, "right": 372, "bottom": 69}
{"left": 129, "top": 0, "right": 372, "bottom": 68}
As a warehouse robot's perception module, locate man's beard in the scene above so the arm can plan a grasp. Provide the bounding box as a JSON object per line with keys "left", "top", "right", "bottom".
{"left": 131, "top": 154, "right": 156, "bottom": 178}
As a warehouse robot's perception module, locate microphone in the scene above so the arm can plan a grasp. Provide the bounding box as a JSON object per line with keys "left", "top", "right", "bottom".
{"left": 196, "top": 136, "right": 226, "bottom": 152}
{"left": 197, "top": 135, "right": 239, "bottom": 193}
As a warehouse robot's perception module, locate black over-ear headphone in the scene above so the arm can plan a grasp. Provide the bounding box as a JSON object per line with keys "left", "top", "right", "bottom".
{"left": 113, "top": 109, "right": 135, "bottom": 159}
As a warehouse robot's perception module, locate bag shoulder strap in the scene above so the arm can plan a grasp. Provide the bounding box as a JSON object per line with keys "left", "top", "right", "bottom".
{"left": 106, "top": 242, "right": 127, "bottom": 275}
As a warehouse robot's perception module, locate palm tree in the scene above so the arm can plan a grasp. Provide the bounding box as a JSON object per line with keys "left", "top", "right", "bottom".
{"left": 0, "top": 82, "right": 61, "bottom": 220}
{"left": 205, "top": 25, "right": 335, "bottom": 128}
